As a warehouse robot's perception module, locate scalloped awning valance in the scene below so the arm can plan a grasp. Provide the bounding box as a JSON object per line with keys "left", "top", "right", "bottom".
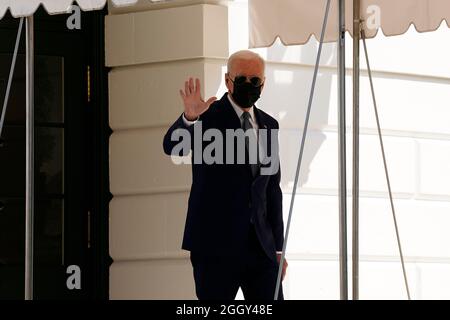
{"left": 249, "top": 0, "right": 450, "bottom": 47}
{"left": 0, "top": 0, "right": 140, "bottom": 19}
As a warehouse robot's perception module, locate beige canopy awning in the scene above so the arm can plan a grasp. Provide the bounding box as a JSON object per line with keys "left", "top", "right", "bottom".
{"left": 250, "top": 0, "right": 450, "bottom": 301}
{"left": 249, "top": 0, "right": 450, "bottom": 47}
{"left": 0, "top": 0, "right": 139, "bottom": 19}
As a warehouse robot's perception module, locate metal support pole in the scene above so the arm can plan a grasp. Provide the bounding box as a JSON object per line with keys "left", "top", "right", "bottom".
{"left": 274, "top": 0, "right": 332, "bottom": 300}
{"left": 0, "top": 18, "right": 23, "bottom": 139}
{"left": 361, "top": 30, "right": 411, "bottom": 300}
{"left": 352, "top": 0, "right": 361, "bottom": 300}
{"left": 337, "top": 0, "right": 348, "bottom": 300}
{"left": 25, "top": 15, "right": 35, "bottom": 301}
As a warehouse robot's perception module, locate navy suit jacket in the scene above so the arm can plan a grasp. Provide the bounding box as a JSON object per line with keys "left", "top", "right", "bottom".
{"left": 163, "top": 93, "right": 284, "bottom": 262}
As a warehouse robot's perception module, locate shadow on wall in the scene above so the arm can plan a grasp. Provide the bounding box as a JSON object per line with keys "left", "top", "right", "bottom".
{"left": 260, "top": 38, "right": 336, "bottom": 191}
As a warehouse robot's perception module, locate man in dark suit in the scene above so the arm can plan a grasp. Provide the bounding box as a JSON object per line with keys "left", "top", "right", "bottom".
{"left": 163, "top": 50, "right": 287, "bottom": 300}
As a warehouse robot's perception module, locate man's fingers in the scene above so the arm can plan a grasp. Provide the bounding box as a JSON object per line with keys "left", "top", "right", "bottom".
{"left": 184, "top": 77, "right": 202, "bottom": 96}
{"left": 189, "top": 78, "right": 194, "bottom": 95}
{"left": 195, "top": 78, "right": 201, "bottom": 95}
{"left": 206, "top": 96, "right": 217, "bottom": 106}
{"left": 179, "top": 89, "right": 185, "bottom": 99}
{"left": 281, "top": 259, "right": 287, "bottom": 281}
{"left": 185, "top": 81, "right": 190, "bottom": 95}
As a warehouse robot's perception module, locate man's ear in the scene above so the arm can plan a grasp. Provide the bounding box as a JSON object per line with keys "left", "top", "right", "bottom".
{"left": 225, "top": 73, "right": 233, "bottom": 92}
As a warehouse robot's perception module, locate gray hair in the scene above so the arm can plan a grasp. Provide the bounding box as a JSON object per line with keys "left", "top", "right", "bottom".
{"left": 227, "top": 50, "right": 266, "bottom": 74}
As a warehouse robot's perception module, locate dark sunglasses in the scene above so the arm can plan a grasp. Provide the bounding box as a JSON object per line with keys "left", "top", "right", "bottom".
{"left": 229, "top": 75, "right": 264, "bottom": 87}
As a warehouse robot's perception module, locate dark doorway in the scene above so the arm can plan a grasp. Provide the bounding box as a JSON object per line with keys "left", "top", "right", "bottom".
{"left": 0, "top": 6, "right": 111, "bottom": 299}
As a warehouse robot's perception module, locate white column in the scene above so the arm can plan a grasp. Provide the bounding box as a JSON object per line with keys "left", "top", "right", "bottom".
{"left": 105, "top": 1, "right": 229, "bottom": 299}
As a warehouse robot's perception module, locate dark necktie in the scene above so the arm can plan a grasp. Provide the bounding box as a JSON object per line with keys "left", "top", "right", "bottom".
{"left": 242, "top": 111, "right": 259, "bottom": 177}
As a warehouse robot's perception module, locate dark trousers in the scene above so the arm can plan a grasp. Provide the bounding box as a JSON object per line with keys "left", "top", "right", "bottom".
{"left": 189, "top": 224, "right": 284, "bottom": 300}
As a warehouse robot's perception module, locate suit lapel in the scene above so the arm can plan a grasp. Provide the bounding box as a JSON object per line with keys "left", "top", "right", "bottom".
{"left": 215, "top": 93, "right": 249, "bottom": 177}
{"left": 253, "top": 105, "right": 272, "bottom": 171}
{"left": 253, "top": 105, "right": 267, "bottom": 131}
{"left": 219, "top": 93, "right": 241, "bottom": 130}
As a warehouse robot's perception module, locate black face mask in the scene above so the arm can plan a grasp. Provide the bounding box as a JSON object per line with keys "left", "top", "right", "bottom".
{"left": 231, "top": 81, "right": 262, "bottom": 109}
